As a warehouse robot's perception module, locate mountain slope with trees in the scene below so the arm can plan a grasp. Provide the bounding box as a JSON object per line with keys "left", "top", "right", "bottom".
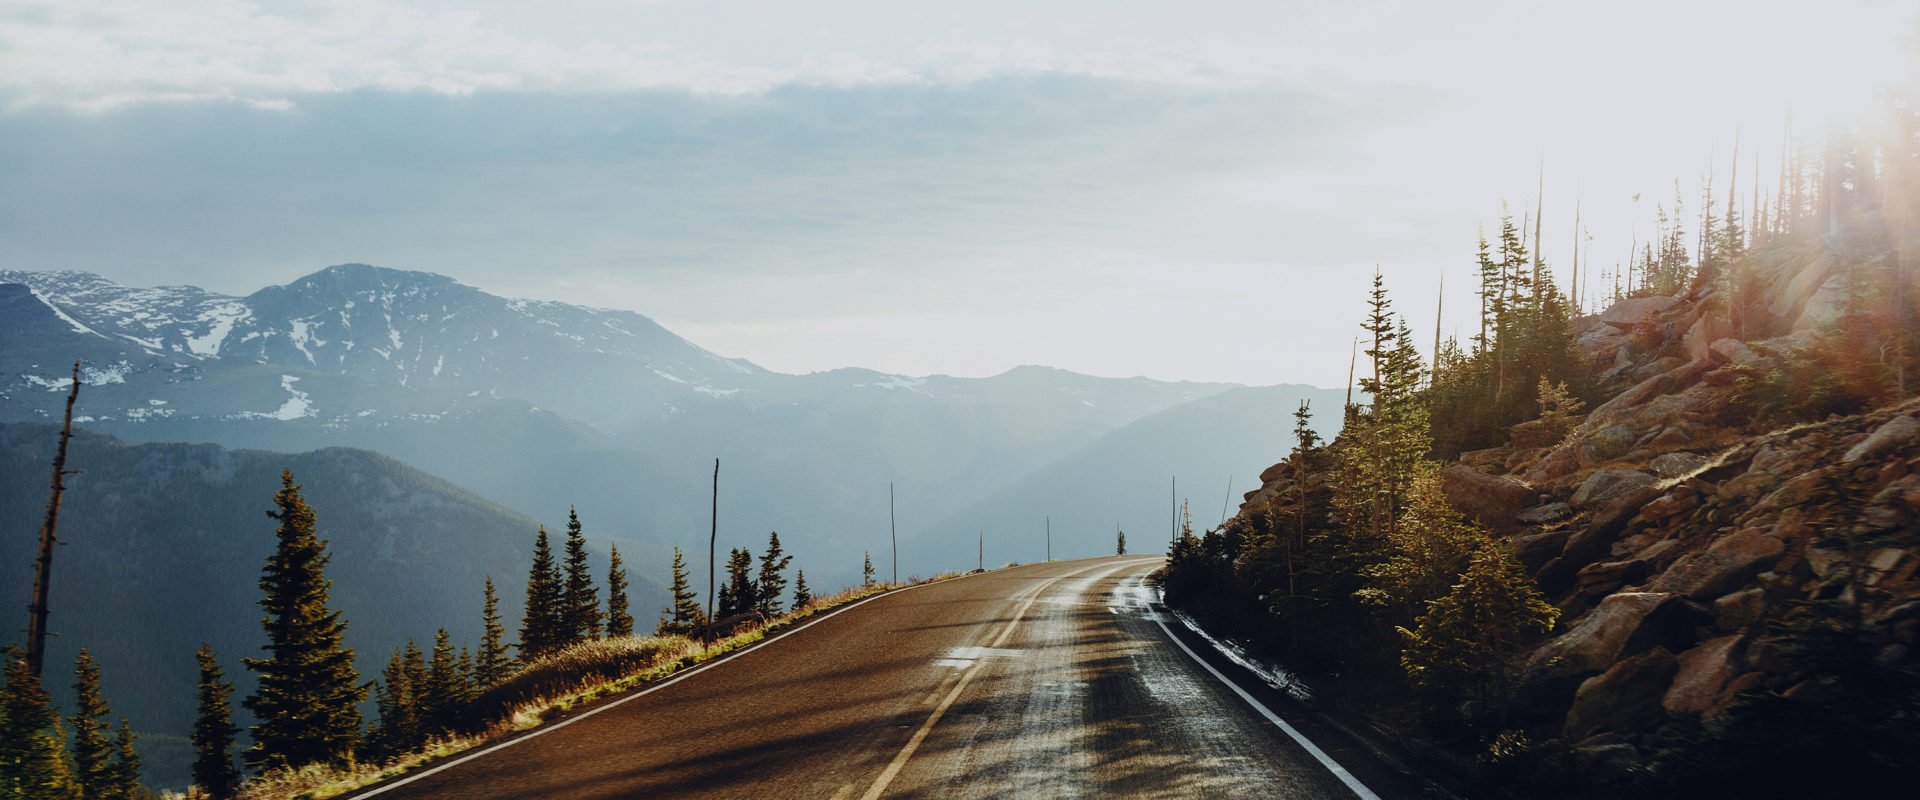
{"left": 0, "top": 424, "right": 665, "bottom": 789}
{"left": 1163, "top": 93, "right": 1920, "bottom": 796}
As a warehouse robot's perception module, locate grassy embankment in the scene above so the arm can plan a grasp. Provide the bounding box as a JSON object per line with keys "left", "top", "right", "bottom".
{"left": 241, "top": 572, "right": 968, "bottom": 800}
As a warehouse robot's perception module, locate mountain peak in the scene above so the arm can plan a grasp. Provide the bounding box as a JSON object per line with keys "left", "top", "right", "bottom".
{"left": 289, "top": 263, "right": 458, "bottom": 290}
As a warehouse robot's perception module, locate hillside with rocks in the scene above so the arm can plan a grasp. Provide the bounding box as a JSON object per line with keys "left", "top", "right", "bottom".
{"left": 1220, "top": 234, "right": 1920, "bottom": 793}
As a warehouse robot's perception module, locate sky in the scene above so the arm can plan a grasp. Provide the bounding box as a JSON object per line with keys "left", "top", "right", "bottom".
{"left": 3, "top": 0, "right": 1915, "bottom": 387}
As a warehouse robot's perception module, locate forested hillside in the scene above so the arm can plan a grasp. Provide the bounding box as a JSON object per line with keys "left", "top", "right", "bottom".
{"left": 0, "top": 424, "right": 663, "bottom": 789}
{"left": 1162, "top": 88, "right": 1920, "bottom": 797}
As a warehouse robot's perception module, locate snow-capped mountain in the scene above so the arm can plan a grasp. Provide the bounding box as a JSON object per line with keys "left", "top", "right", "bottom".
{"left": 2, "top": 263, "right": 1264, "bottom": 585}
{"left": 2, "top": 265, "right": 765, "bottom": 431}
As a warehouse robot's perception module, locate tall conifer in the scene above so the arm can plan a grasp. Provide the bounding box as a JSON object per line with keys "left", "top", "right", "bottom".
{"left": 605, "top": 546, "right": 633, "bottom": 638}
{"left": 0, "top": 647, "right": 76, "bottom": 799}
{"left": 561, "top": 508, "right": 601, "bottom": 644}
{"left": 106, "top": 723, "right": 138, "bottom": 799}
{"left": 792, "top": 570, "right": 812, "bottom": 609}
{"left": 862, "top": 552, "right": 875, "bottom": 587}
{"left": 475, "top": 576, "right": 510, "bottom": 686}
{"left": 191, "top": 645, "right": 239, "bottom": 800}
{"left": 719, "top": 548, "right": 755, "bottom": 618}
{"left": 242, "top": 469, "right": 364, "bottom": 772}
{"left": 70, "top": 649, "right": 115, "bottom": 799}
{"left": 755, "top": 532, "right": 792, "bottom": 618}
{"left": 520, "top": 526, "right": 564, "bottom": 660}
{"left": 419, "top": 629, "right": 468, "bottom": 736}
{"left": 659, "top": 547, "right": 705, "bottom": 636}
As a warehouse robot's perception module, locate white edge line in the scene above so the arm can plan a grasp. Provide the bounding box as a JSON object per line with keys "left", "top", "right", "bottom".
{"left": 1139, "top": 575, "right": 1384, "bottom": 800}
{"left": 355, "top": 570, "right": 994, "bottom": 797}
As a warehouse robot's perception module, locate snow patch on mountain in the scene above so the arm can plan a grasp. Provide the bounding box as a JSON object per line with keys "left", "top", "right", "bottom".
{"left": 236, "top": 375, "right": 314, "bottom": 421}
{"left": 185, "top": 302, "right": 249, "bottom": 356}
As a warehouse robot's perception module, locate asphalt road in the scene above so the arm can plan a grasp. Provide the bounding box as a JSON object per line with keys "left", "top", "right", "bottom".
{"left": 350, "top": 555, "right": 1412, "bottom": 799}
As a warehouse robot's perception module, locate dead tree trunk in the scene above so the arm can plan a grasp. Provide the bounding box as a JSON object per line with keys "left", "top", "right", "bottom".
{"left": 27, "top": 361, "right": 82, "bottom": 677}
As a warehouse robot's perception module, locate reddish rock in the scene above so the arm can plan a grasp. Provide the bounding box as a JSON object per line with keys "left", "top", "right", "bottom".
{"left": 1439, "top": 463, "right": 1539, "bottom": 532}
{"left": 1522, "top": 443, "right": 1583, "bottom": 485}
{"left": 1600, "top": 295, "right": 1681, "bottom": 329}
{"left": 1564, "top": 647, "right": 1681, "bottom": 740}
{"left": 1636, "top": 490, "right": 1699, "bottom": 523}
{"left": 1683, "top": 314, "right": 1735, "bottom": 363}
{"left": 1572, "top": 469, "right": 1659, "bottom": 509}
{"left": 1844, "top": 415, "right": 1920, "bottom": 463}
{"left": 1530, "top": 592, "right": 1701, "bottom": 676}
{"left": 1664, "top": 635, "right": 1747, "bottom": 715}
{"left": 1709, "top": 338, "right": 1769, "bottom": 370}
{"left": 1510, "top": 527, "right": 1574, "bottom": 571}
{"left": 1258, "top": 461, "right": 1290, "bottom": 483}
{"left": 1650, "top": 530, "right": 1786, "bottom": 599}
{"left": 1712, "top": 587, "right": 1767, "bottom": 631}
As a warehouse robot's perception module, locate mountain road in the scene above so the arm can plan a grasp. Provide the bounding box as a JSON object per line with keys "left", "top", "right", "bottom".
{"left": 347, "top": 555, "right": 1425, "bottom": 799}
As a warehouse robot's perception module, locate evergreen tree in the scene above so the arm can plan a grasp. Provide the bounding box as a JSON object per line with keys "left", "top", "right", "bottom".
{"left": 191, "top": 645, "right": 239, "bottom": 800}
{"left": 658, "top": 547, "right": 706, "bottom": 636}
{"left": 792, "top": 570, "right": 812, "bottom": 609}
{"left": 370, "top": 646, "right": 418, "bottom": 758}
{"left": 718, "top": 548, "right": 756, "bottom": 618}
{"left": 0, "top": 647, "right": 77, "bottom": 799}
{"left": 755, "top": 532, "right": 792, "bottom": 618}
{"left": 561, "top": 508, "right": 602, "bottom": 645}
{"left": 475, "top": 576, "right": 511, "bottom": 687}
{"left": 1398, "top": 544, "right": 1559, "bottom": 717}
{"left": 862, "top": 552, "right": 876, "bottom": 587}
{"left": 419, "top": 629, "right": 469, "bottom": 737}
{"left": 105, "top": 723, "right": 138, "bottom": 800}
{"left": 520, "top": 526, "right": 564, "bottom": 661}
{"left": 1117, "top": 529, "right": 1126, "bottom": 555}
{"left": 242, "top": 469, "right": 364, "bottom": 772}
{"left": 605, "top": 545, "right": 633, "bottom": 638}
{"left": 70, "top": 649, "right": 115, "bottom": 799}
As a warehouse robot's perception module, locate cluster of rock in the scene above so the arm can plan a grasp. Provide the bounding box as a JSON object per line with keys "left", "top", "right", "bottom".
{"left": 1236, "top": 249, "right": 1918, "bottom": 769}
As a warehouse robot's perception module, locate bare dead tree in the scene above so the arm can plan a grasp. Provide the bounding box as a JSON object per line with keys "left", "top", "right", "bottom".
{"left": 27, "top": 361, "right": 82, "bottom": 676}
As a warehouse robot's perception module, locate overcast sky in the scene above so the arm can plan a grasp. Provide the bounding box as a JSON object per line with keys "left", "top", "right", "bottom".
{"left": 3, "top": 1, "right": 1914, "bottom": 386}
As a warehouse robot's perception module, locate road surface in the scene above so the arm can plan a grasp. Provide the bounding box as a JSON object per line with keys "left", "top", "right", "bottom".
{"left": 349, "top": 555, "right": 1419, "bottom": 799}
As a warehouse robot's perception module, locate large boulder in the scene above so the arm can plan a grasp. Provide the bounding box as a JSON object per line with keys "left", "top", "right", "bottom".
{"left": 1572, "top": 469, "right": 1659, "bottom": 509}
{"left": 1564, "top": 647, "right": 1680, "bottom": 740}
{"left": 1649, "top": 452, "right": 1710, "bottom": 478}
{"left": 1600, "top": 295, "right": 1681, "bottom": 330}
{"left": 1649, "top": 530, "right": 1785, "bottom": 599}
{"left": 1664, "top": 635, "right": 1747, "bottom": 716}
{"left": 1682, "top": 313, "right": 1735, "bottom": 363}
{"left": 1843, "top": 415, "right": 1920, "bottom": 463}
{"left": 1440, "top": 463, "right": 1539, "bottom": 532}
{"left": 1530, "top": 592, "right": 1702, "bottom": 676}
{"left": 1708, "top": 338, "right": 1769, "bottom": 370}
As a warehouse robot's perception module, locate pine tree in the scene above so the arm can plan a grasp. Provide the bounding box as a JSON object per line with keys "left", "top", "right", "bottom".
{"left": 719, "top": 548, "right": 756, "bottom": 618}
{"left": 1116, "top": 529, "right": 1126, "bottom": 555}
{"left": 419, "top": 629, "right": 469, "bottom": 737}
{"left": 242, "top": 469, "right": 364, "bottom": 772}
{"left": 475, "top": 576, "right": 511, "bottom": 686}
{"left": 658, "top": 547, "right": 706, "bottom": 636}
{"left": 0, "top": 647, "right": 77, "bottom": 799}
{"left": 561, "top": 508, "right": 601, "bottom": 645}
{"left": 191, "top": 645, "right": 239, "bottom": 800}
{"left": 862, "top": 552, "right": 876, "bottom": 587}
{"left": 605, "top": 545, "right": 633, "bottom": 638}
{"left": 1398, "top": 544, "right": 1559, "bottom": 717}
{"left": 755, "top": 532, "right": 792, "bottom": 618}
{"left": 520, "top": 526, "right": 564, "bottom": 661}
{"left": 792, "top": 570, "right": 812, "bottom": 609}
{"left": 70, "top": 649, "right": 115, "bottom": 799}
{"left": 370, "top": 646, "right": 418, "bottom": 757}
{"left": 105, "top": 722, "right": 138, "bottom": 800}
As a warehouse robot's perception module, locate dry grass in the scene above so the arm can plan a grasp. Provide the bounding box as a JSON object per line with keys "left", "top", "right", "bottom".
{"left": 238, "top": 572, "right": 980, "bottom": 800}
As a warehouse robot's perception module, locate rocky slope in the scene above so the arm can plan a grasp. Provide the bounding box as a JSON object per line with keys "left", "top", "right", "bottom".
{"left": 1234, "top": 243, "right": 1920, "bottom": 777}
